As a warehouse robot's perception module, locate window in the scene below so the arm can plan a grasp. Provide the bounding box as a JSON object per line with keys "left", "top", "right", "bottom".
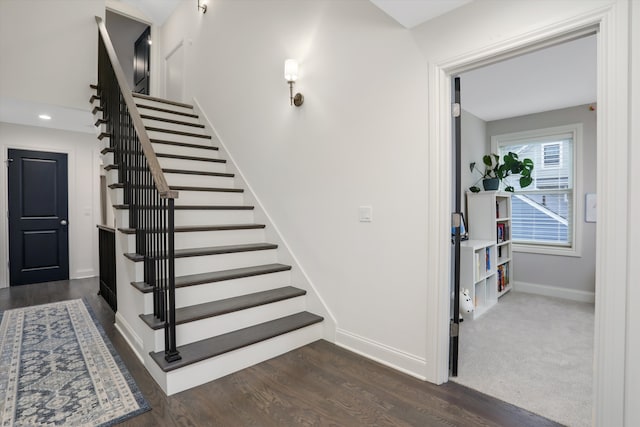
{"left": 542, "top": 142, "right": 561, "bottom": 168}
{"left": 492, "top": 124, "right": 582, "bottom": 256}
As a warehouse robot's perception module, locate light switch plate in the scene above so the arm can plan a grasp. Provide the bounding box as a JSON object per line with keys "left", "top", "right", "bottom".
{"left": 358, "top": 206, "right": 372, "bottom": 222}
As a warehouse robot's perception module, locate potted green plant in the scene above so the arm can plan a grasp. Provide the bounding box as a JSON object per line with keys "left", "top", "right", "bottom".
{"left": 469, "top": 152, "right": 534, "bottom": 192}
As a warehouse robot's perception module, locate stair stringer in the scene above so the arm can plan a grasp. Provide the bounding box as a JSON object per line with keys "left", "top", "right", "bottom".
{"left": 192, "top": 98, "right": 337, "bottom": 341}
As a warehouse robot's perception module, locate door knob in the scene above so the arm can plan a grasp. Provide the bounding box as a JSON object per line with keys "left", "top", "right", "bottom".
{"left": 60, "top": 220, "right": 68, "bottom": 226}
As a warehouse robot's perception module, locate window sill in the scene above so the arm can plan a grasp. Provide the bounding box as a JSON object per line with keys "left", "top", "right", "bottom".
{"left": 513, "top": 243, "right": 581, "bottom": 257}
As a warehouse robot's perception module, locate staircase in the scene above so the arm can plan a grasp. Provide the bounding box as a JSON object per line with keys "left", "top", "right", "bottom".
{"left": 92, "top": 90, "right": 324, "bottom": 395}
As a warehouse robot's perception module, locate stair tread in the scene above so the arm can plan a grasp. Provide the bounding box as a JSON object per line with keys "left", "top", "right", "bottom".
{"left": 131, "top": 263, "right": 291, "bottom": 293}
{"left": 103, "top": 165, "right": 232, "bottom": 177}
{"left": 124, "top": 242, "right": 278, "bottom": 262}
{"left": 132, "top": 92, "right": 194, "bottom": 109}
{"left": 140, "top": 286, "right": 307, "bottom": 330}
{"left": 118, "top": 223, "right": 265, "bottom": 234}
{"left": 146, "top": 126, "right": 212, "bottom": 139}
{"left": 137, "top": 104, "right": 199, "bottom": 118}
{"left": 156, "top": 152, "right": 226, "bottom": 163}
{"left": 108, "top": 183, "right": 242, "bottom": 192}
{"left": 141, "top": 114, "right": 205, "bottom": 128}
{"left": 149, "top": 312, "right": 323, "bottom": 372}
{"left": 150, "top": 138, "right": 219, "bottom": 151}
{"left": 113, "top": 204, "right": 254, "bottom": 210}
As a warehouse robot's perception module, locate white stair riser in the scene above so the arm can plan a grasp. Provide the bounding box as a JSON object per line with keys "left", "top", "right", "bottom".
{"left": 175, "top": 228, "right": 265, "bottom": 250}
{"left": 158, "top": 157, "right": 227, "bottom": 173}
{"left": 143, "top": 119, "right": 208, "bottom": 135}
{"left": 115, "top": 209, "right": 255, "bottom": 231}
{"left": 164, "top": 173, "right": 233, "bottom": 188}
{"left": 140, "top": 270, "right": 292, "bottom": 313}
{"left": 134, "top": 99, "right": 194, "bottom": 115}
{"left": 112, "top": 188, "right": 124, "bottom": 205}
{"left": 119, "top": 229, "right": 266, "bottom": 253}
{"left": 102, "top": 152, "right": 114, "bottom": 167}
{"left": 174, "top": 209, "right": 254, "bottom": 226}
{"left": 138, "top": 109, "right": 201, "bottom": 124}
{"left": 150, "top": 296, "right": 307, "bottom": 351}
{"left": 147, "top": 130, "right": 213, "bottom": 146}
{"left": 152, "top": 324, "right": 323, "bottom": 395}
{"left": 127, "top": 250, "right": 278, "bottom": 279}
{"left": 174, "top": 190, "right": 243, "bottom": 206}
{"left": 151, "top": 143, "right": 220, "bottom": 158}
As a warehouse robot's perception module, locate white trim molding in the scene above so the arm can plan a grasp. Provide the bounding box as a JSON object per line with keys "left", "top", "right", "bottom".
{"left": 513, "top": 281, "right": 595, "bottom": 303}
{"left": 335, "top": 328, "right": 427, "bottom": 380}
{"left": 426, "top": 2, "right": 629, "bottom": 425}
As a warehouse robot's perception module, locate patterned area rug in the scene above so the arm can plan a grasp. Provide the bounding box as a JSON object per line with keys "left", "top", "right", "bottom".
{"left": 0, "top": 299, "right": 150, "bottom": 426}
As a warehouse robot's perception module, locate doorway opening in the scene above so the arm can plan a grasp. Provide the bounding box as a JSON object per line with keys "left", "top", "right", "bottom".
{"left": 105, "top": 10, "right": 151, "bottom": 94}
{"left": 448, "top": 34, "right": 597, "bottom": 426}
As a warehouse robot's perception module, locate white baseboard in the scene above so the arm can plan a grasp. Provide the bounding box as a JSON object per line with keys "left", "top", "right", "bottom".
{"left": 513, "top": 281, "right": 595, "bottom": 303}
{"left": 114, "top": 312, "right": 144, "bottom": 364}
{"left": 335, "top": 328, "right": 427, "bottom": 381}
{"left": 72, "top": 270, "right": 97, "bottom": 280}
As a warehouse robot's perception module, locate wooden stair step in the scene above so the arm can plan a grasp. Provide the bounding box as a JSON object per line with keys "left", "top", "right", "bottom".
{"left": 113, "top": 204, "right": 254, "bottom": 211}
{"left": 89, "top": 94, "right": 101, "bottom": 103}
{"left": 136, "top": 103, "right": 199, "bottom": 118}
{"left": 124, "top": 242, "right": 278, "bottom": 262}
{"left": 131, "top": 263, "right": 292, "bottom": 293}
{"left": 97, "top": 132, "right": 110, "bottom": 140}
{"left": 150, "top": 138, "right": 218, "bottom": 151}
{"left": 140, "top": 286, "right": 306, "bottom": 330}
{"left": 157, "top": 153, "right": 226, "bottom": 163}
{"left": 92, "top": 106, "right": 103, "bottom": 115}
{"left": 141, "top": 114, "right": 205, "bottom": 128}
{"left": 132, "top": 92, "right": 194, "bottom": 109}
{"left": 118, "top": 223, "right": 265, "bottom": 234}
{"left": 101, "top": 147, "right": 113, "bottom": 155}
{"left": 149, "top": 312, "right": 323, "bottom": 372}
{"left": 103, "top": 165, "right": 233, "bottom": 178}
{"left": 145, "top": 126, "right": 212, "bottom": 139}
{"left": 108, "top": 183, "right": 242, "bottom": 193}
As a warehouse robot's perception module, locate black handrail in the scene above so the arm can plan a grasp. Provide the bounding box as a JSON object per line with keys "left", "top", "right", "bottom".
{"left": 96, "top": 16, "right": 180, "bottom": 363}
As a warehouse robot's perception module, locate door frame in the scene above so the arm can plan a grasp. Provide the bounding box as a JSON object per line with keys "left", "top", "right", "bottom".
{"left": 425, "top": 3, "right": 629, "bottom": 425}
{"left": 105, "top": 4, "right": 159, "bottom": 96}
{"left": 163, "top": 39, "right": 187, "bottom": 102}
{"left": 1, "top": 144, "right": 76, "bottom": 288}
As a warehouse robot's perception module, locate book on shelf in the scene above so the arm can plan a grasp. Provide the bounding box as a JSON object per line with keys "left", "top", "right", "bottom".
{"left": 497, "top": 223, "right": 505, "bottom": 243}
{"left": 498, "top": 245, "right": 503, "bottom": 259}
{"left": 476, "top": 252, "right": 481, "bottom": 278}
{"left": 496, "top": 201, "right": 500, "bottom": 218}
{"left": 485, "top": 247, "right": 490, "bottom": 271}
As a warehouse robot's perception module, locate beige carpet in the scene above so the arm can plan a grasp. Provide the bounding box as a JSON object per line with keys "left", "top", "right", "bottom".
{"left": 452, "top": 291, "right": 594, "bottom": 427}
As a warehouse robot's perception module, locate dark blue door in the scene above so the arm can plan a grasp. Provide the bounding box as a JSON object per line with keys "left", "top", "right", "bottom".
{"left": 8, "top": 149, "right": 69, "bottom": 286}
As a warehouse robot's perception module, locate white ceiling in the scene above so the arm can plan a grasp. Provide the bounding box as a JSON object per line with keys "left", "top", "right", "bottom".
{"left": 370, "top": 0, "right": 472, "bottom": 29}
{"left": 459, "top": 35, "right": 597, "bottom": 121}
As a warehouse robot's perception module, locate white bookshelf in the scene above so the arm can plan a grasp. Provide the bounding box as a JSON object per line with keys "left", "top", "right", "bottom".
{"left": 467, "top": 191, "right": 513, "bottom": 298}
{"left": 460, "top": 240, "right": 497, "bottom": 319}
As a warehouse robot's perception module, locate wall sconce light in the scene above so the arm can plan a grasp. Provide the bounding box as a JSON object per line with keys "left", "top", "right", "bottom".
{"left": 284, "top": 59, "right": 304, "bottom": 107}
{"left": 197, "top": 0, "right": 207, "bottom": 13}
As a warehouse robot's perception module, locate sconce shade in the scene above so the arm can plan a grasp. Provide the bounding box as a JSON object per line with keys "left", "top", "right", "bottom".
{"left": 284, "top": 59, "right": 299, "bottom": 82}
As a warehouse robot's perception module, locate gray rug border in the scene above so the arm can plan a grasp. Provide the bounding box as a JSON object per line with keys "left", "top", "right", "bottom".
{"left": 0, "top": 298, "right": 152, "bottom": 427}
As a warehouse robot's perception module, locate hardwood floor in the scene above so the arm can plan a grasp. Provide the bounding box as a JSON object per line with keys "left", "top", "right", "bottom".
{"left": 0, "top": 278, "right": 561, "bottom": 426}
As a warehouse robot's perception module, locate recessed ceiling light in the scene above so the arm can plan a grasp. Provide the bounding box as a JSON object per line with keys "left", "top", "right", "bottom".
{"left": 38, "top": 114, "right": 52, "bottom": 120}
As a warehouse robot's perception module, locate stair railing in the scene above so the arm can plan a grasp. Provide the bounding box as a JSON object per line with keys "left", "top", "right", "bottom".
{"left": 95, "top": 16, "right": 181, "bottom": 363}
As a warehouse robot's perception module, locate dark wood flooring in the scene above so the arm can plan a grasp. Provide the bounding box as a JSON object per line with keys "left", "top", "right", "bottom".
{"left": 0, "top": 278, "right": 561, "bottom": 426}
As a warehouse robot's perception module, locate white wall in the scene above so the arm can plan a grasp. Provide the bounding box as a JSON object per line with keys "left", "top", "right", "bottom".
{"left": 0, "top": 0, "right": 103, "bottom": 110}
{"left": 160, "top": 0, "right": 431, "bottom": 374}
{"left": 485, "top": 104, "right": 597, "bottom": 295}
{"left": 0, "top": 123, "right": 101, "bottom": 287}
{"left": 105, "top": 10, "right": 149, "bottom": 92}
{"left": 461, "top": 109, "right": 488, "bottom": 217}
